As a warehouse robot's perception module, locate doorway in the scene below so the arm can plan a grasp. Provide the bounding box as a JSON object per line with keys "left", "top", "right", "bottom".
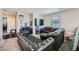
{"left": 3, "top": 17, "right": 7, "bottom": 34}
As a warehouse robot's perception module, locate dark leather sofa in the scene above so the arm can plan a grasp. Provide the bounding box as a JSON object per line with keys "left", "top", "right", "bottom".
{"left": 40, "top": 27, "right": 57, "bottom": 33}
{"left": 52, "top": 29, "right": 65, "bottom": 50}
{"left": 76, "top": 40, "right": 79, "bottom": 51}
{"left": 40, "top": 28, "right": 65, "bottom": 50}
{"left": 17, "top": 28, "right": 65, "bottom": 51}
{"left": 17, "top": 33, "right": 54, "bottom": 51}
{"left": 20, "top": 26, "right": 33, "bottom": 34}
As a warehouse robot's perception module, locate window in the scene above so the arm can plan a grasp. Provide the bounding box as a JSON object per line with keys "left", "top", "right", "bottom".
{"left": 19, "top": 15, "right": 25, "bottom": 29}
{"left": 51, "top": 16, "right": 60, "bottom": 28}
{"left": 40, "top": 19, "right": 44, "bottom": 26}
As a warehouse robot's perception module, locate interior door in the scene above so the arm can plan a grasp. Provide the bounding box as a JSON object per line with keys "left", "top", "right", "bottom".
{"left": 3, "top": 17, "right": 7, "bottom": 34}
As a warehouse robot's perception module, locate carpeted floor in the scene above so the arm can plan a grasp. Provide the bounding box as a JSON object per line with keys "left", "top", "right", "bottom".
{"left": 0, "top": 37, "right": 21, "bottom": 51}
{"left": 59, "top": 40, "right": 73, "bottom": 51}
{"left": 0, "top": 37, "right": 73, "bottom": 51}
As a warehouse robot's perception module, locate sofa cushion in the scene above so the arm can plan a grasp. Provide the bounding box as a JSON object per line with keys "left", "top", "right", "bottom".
{"left": 48, "top": 32, "right": 57, "bottom": 36}
{"left": 48, "top": 28, "right": 64, "bottom": 37}
{"left": 40, "top": 33, "right": 48, "bottom": 36}
{"left": 43, "top": 27, "right": 50, "bottom": 33}
{"left": 55, "top": 28, "right": 64, "bottom": 35}
{"left": 50, "top": 28, "right": 57, "bottom": 32}
{"left": 40, "top": 33, "right": 48, "bottom": 40}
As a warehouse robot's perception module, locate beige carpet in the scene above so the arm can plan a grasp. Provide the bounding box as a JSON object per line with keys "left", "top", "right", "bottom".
{"left": 59, "top": 40, "right": 73, "bottom": 51}
{"left": 0, "top": 37, "right": 21, "bottom": 51}
{"left": 0, "top": 37, "right": 73, "bottom": 51}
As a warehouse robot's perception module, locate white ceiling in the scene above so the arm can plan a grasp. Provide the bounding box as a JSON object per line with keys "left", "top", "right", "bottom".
{"left": 3, "top": 8, "right": 67, "bottom": 15}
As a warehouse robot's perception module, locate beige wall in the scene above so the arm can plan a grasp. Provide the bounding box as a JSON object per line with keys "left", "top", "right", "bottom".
{"left": 44, "top": 9, "right": 79, "bottom": 34}
{"left": 16, "top": 12, "right": 31, "bottom": 32}
{"left": 0, "top": 16, "right": 3, "bottom": 39}
{"left": 24, "top": 14, "right": 31, "bottom": 26}
{"left": 0, "top": 10, "right": 16, "bottom": 33}
{"left": 1, "top": 9, "right": 79, "bottom": 34}
{"left": 0, "top": 10, "right": 2, "bottom": 39}
{"left": 7, "top": 13, "right": 31, "bottom": 33}
{"left": 7, "top": 15, "right": 16, "bottom": 33}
